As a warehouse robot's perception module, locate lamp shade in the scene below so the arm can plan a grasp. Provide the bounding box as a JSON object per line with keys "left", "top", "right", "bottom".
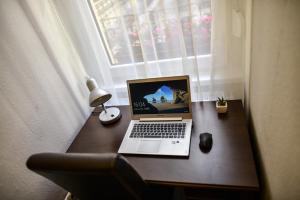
{"left": 86, "top": 77, "right": 121, "bottom": 124}
{"left": 86, "top": 78, "right": 111, "bottom": 107}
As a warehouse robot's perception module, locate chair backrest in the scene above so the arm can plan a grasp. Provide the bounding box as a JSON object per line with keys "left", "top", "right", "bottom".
{"left": 26, "top": 153, "right": 146, "bottom": 200}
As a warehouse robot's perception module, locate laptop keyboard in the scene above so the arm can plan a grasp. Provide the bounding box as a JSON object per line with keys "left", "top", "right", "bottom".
{"left": 129, "top": 123, "right": 186, "bottom": 139}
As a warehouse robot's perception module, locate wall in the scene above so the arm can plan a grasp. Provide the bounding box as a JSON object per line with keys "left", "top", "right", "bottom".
{"left": 250, "top": 0, "right": 300, "bottom": 199}
{"left": 0, "top": 0, "right": 90, "bottom": 199}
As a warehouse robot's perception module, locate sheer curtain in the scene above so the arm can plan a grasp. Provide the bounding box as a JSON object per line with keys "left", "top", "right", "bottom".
{"left": 0, "top": 0, "right": 90, "bottom": 198}
{"left": 54, "top": 0, "right": 245, "bottom": 105}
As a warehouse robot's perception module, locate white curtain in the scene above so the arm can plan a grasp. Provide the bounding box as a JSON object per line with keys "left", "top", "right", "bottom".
{"left": 1, "top": 0, "right": 245, "bottom": 106}
{"left": 50, "top": 0, "right": 245, "bottom": 105}
{"left": 1, "top": 0, "right": 245, "bottom": 107}
{"left": 0, "top": 0, "right": 90, "bottom": 199}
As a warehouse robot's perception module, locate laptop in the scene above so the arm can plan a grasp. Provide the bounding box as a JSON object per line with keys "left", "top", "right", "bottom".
{"left": 118, "top": 75, "right": 193, "bottom": 156}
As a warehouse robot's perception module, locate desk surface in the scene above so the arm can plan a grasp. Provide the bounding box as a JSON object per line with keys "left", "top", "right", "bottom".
{"left": 67, "top": 100, "right": 259, "bottom": 191}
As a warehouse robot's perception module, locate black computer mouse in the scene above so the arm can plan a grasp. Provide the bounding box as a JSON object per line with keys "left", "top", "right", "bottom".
{"left": 199, "top": 132, "right": 213, "bottom": 152}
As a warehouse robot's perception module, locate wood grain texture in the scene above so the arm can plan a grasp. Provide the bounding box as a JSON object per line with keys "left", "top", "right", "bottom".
{"left": 67, "top": 100, "right": 259, "bottom": 191}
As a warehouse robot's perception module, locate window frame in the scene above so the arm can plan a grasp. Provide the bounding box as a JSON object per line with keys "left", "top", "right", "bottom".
{"left": 87, "top": 0, "right": 115, "bottom": 65}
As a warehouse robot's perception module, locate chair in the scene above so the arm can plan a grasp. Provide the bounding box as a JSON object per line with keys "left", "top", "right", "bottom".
{"left": 26, "top": 153, "right": 175, "bottom": 200}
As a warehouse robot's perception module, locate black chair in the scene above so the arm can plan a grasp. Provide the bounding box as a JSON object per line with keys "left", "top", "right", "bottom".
{"left": 26, "top": 153, "right": 177, "bottom": 200}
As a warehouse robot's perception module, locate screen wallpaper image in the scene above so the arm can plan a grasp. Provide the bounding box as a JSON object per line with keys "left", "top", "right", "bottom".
{"left": 129, "top": 80, "right": 190, "bottom": 115}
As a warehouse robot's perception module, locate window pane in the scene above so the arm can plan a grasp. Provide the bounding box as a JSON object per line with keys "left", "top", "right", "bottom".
{"left": 149, "top": 10, "right": 182, "bottom": 59}
{"left": 102, "top": 17, "right": 132, "bottom": 64}
{"left": 179, "top": 0, "right": 212, "bottom": 56}
{"left": 89, "top": 0, "right": 211, "bottom": 65}
{"left": 123, "top": 15, "right": 145, "bottom": 63}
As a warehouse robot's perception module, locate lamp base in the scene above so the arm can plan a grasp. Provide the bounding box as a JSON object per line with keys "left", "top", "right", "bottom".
{"left": 99, "top": 107, "right": 121, "bottom": 125}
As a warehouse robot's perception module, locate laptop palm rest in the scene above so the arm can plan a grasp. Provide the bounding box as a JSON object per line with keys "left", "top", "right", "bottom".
{"left": 137, "top": 140, "right": 161, "bottom": 153}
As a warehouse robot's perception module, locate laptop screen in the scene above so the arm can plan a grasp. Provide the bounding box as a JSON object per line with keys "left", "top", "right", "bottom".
{"left": 128, "top": 77, "right": 190, "bottom": 115}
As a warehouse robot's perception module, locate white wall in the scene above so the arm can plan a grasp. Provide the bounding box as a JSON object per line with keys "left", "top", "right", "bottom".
{"left": 250, "top": 0, "right": 300, "bottom": 199}
{"left": 0, "top": 0, "right": 90, "bottom": 199}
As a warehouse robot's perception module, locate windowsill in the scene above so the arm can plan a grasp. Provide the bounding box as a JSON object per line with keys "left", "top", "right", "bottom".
{"left": 112, "top": 76, "right": 243, "bottom": 90}
{"left": 110, "top": 54, "right": 212, "bottom": 69}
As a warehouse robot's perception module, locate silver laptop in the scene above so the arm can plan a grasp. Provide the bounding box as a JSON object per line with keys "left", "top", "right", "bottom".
{"left": 118, "top": 75, "right": 193, "bottom": 156}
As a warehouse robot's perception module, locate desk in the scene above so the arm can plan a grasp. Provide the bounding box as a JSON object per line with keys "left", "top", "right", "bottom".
{"left": 67, "top": 100, "right": 259, "bottom": 198}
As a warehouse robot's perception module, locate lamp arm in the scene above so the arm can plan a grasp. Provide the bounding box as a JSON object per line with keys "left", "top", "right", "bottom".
{"left": 101, "top": 104, "right": 107, "bottom": 113}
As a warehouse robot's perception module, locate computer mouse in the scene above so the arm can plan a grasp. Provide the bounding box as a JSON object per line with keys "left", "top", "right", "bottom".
{"left": 199, "top": 132, "right": 213, "bottom": 152}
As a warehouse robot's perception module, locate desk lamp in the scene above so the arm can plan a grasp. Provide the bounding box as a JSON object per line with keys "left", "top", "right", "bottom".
{"left": 86, "top": 78, "right": 121, "bottom": 124}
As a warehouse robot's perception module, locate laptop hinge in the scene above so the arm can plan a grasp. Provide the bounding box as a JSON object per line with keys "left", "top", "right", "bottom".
{"left": 139, "top": 117, "right": 183, "bottom": 122}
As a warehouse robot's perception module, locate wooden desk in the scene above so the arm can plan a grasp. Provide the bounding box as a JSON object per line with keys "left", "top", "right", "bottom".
{"left": 67, "top": 100, "right": 259, "bottom": 196}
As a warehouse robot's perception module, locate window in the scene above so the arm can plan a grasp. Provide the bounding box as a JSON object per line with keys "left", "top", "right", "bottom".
{"left": 89, "top": 0, "right": 212, "bottom": 65}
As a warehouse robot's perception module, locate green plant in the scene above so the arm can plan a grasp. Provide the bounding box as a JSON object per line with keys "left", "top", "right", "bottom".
{"left": 217, "top": 97, "right": 227, "bottom": 106}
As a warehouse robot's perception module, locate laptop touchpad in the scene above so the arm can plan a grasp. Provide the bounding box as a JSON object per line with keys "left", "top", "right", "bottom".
{"left": 137, "top": 140, "right": 161, "bottom": 153}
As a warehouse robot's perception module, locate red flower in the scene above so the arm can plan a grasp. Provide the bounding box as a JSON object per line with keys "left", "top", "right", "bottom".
{"left": 200, "top": 15, "right": 212, "bottom": 24}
